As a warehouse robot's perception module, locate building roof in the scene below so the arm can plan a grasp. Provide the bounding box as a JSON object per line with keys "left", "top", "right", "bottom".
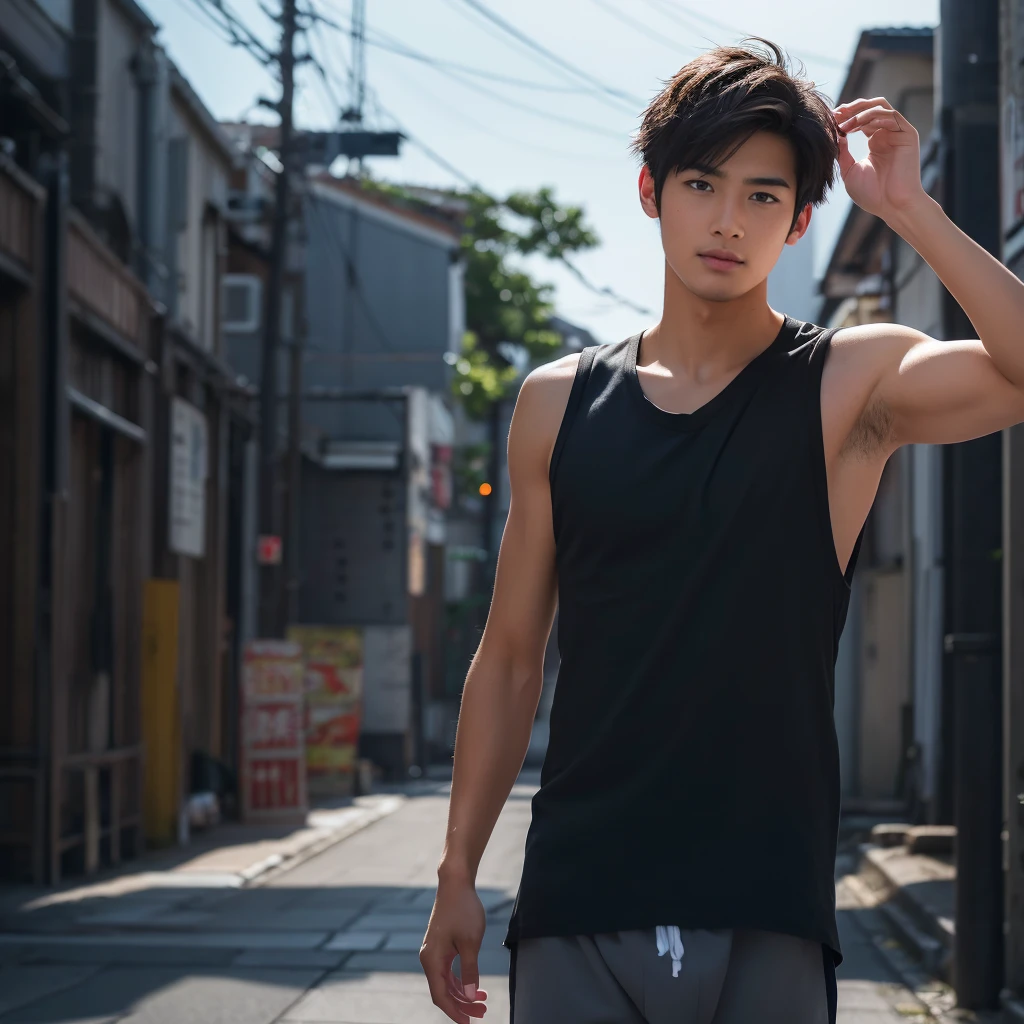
{"left": 838, "top": 26, "right": 934, "bottom": 105}
{"left": 310, "top": 172, "right": 463, "bottom": 246}
{"left": 110, "top": 0, "right": 158, "bottom": 35}
{"left": 170, "top": 62, "right": 238, "bottom": 167}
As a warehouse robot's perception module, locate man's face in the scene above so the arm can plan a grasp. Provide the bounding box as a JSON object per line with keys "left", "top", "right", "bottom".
{"left": 639, "top": 130, "right": 811, "bottom": 302}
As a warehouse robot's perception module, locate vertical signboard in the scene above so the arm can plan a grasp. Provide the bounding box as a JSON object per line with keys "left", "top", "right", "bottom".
{"left": 1004, "top": 3, "right": 1024, "bottom": 238}
{"left": 407, "top": 388, "right": 429, "bottom": 596}
{"left": 288, "top": 625, "right": 363, "bottom": 797}
{"left": 240, "top": 639, "right": 308, "bottom": 821}
{"left": 169, "top": 397, "right": 208, "bottom": 558}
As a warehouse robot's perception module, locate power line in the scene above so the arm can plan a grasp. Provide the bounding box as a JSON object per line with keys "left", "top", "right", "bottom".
{"left": 306, "top": 1, "right": 628, "bottom": 141}
{"left": 376, "top": 64, "right": 610, "bottom": 159}
{"left": 190, "top": 0, "right": 276, "bottom": 65}
{"left": 177, "top": 0, "right": 650, "bottom": 320}
{"left": 558, "top": 256, "right": 652, "bottom": 316}
{"left": 308, "top": 190, "right": 402, "bottom": 355}
{"left": 455, "top": 0, "right": 645, "bottom": 108}
{"left": 170, "top": 0, "right": 239, "bottom": 45}
{"left": 445, "top": 0, "right": 642, "bottom": 114}
{"left": 638, "top": 0, "right": 848, "bottom": 70}
{"left": 362, "top": 89, "right": 649, "bottom": 316}
{"left": 368, "top": 29, "right": 597, "bottom": 95}
{"left": 330, "top": 24, "right": 632, "bottom": 141}
{"left": 305, "top": 16, "right": 346, "bottom": 118}
{"left": 309, "top": 4, "right": 596, "bottom": 96}
{"left": 589, "top": 0, "right": 700, "bottom": 56}
{"left": 422, "top": 64, "right": 630, "bottom": 141}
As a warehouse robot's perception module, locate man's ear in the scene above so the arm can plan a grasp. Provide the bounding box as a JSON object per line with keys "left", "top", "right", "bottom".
{"left": 639, "top": 166, "right": 659, "bottom": 220}
{"left": 785, "top": 203, "right": 813, "bottom": 245}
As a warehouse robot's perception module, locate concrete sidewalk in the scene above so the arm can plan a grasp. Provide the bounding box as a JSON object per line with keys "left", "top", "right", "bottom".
{"left": 0, "top": 775, "right": 523, "bottom": 1024}
{"left": 0, "top": 792, "right": 405, "bottom": 935}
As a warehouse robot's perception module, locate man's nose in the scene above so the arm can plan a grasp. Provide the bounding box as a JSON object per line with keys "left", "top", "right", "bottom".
{"left": 711, "top": 200, "right": 743, "bottom": 238}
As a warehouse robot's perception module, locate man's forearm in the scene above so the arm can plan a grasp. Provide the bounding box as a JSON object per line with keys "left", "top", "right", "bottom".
{"left": 437, "top": 649, "right": 541, "bottom": 884}
{"left": 888, "top": 195, "right": 1024, "bottom": 388}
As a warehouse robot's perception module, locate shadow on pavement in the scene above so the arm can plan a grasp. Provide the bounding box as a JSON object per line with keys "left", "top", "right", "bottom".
{"left": 0, "top": 872, "right": 918, "bottom": 1024}
{"left": 0, "top": 881, "right": 514, "bottom": 1023}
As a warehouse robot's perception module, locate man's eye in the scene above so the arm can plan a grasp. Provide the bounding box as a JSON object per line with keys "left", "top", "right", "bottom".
{"left": 687, "top": 180, "right": 711, "bottom": 191}
{"left": 753, "top": 193, "right": 779, "bottom": 204}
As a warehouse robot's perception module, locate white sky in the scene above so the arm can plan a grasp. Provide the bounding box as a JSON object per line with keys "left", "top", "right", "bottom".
{"left": 144, "top": 0, "right": 939, "bottom": 344}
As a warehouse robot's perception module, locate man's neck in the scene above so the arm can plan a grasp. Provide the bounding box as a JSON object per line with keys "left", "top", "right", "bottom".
{"left": 641, "top": 268, "right": 784, "bottom": 382}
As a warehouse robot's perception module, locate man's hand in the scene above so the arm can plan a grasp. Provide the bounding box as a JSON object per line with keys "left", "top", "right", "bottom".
{"left": 420, "top": 875, "right": 489, "bottom": 1022}
{"left": 834, "top": 96, "right": 927, "bottom": 222}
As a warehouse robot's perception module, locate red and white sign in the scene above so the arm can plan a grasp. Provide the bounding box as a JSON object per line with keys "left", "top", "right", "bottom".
{"left": 240, "top": 640, "right": 307, "bottom": 822}
{"left": 245, "top": 701, "right": 303, "bottom": 750}
{"left": 247, "top": 758, "right": 302, "bottom": 812}
{"left": 256, "top": 534, "right": 282, "bottom": 565}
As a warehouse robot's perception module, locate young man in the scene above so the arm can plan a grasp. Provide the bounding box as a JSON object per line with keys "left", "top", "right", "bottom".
{"left": 420, "top": 38, "right": 1024, "bottom": 1024}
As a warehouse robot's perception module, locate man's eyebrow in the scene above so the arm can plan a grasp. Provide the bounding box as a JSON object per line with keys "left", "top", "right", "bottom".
{"left": 688, "top": 163, "right": 792, "bottom": 188}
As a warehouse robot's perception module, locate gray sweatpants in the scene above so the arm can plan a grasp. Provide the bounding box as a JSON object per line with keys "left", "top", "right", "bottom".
{"left": 512, "top": 928, "right": 832, "bottom": 1024}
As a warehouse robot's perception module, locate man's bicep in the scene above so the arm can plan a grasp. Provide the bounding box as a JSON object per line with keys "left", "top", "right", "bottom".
{"left": 476, "top": 377, "right": 566, "bottom": 673}
{"left": 878, "top": 336, "right": 1024, "bottom": 445}
{"left": 483, "top": 476, "right": 558, "bottom": 670}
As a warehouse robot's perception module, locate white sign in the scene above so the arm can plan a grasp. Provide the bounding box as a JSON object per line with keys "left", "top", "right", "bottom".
{"left": 169, "top": 397, "right": 208, "bottom": 558}
{"left": 360, "top": 625, "right": 413, "bottom": 733}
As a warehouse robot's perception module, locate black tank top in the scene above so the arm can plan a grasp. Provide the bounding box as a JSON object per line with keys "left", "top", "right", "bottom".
{"left": 504, "top": 315, "right": 862, "bottom": 968}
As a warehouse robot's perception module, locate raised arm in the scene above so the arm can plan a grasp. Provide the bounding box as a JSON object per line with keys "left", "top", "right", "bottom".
{"left": 420, "top": 354, "right": 579, "bottom": 1024}
{"left": 825, "top": 97, "right": 1024, "bottom": 450}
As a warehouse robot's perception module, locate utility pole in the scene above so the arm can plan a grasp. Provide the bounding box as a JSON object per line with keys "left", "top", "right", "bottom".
{"left": 257, "top": 0, "right": 298, "bottom": 638}
{"left": 284, "top": 268, "right": 306, "bottom": 628}
{"left": 940, "top": 0, "right": 1004, "bottom": 1009}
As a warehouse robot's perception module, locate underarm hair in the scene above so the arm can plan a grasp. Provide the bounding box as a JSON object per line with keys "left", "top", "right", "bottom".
{"left": 843, "top": 397, "right": 896, "bottom": 458}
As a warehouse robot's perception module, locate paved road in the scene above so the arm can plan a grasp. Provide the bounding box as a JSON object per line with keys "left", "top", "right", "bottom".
{"left": 0, "top": 776, "right": 941, "bottom": 1023}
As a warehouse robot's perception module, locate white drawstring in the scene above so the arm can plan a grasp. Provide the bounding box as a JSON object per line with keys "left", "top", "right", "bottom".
{"left": 656, "top": 925, "right": 684, "bottom": 977}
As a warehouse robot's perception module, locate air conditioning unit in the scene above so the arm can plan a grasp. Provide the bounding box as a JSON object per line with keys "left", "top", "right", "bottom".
{"left": 221, "top": 274, "right": 262, "bottom": 333}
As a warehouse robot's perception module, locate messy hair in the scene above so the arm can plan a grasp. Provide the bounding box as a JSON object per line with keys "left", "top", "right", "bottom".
{"left": 630, "top": 38, "right": 840, "bottom": 229}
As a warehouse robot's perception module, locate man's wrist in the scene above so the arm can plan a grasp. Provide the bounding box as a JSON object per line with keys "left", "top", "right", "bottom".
{"left": 437, "top": 857, "right": 476, "bottom": 886}
{"left": 884, "top": 192, "right": 942, "bottom": 240}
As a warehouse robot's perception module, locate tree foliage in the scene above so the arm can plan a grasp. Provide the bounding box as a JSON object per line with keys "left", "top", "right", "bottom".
{"left": 359, "top": 178, "right": 598, "bottom": 419}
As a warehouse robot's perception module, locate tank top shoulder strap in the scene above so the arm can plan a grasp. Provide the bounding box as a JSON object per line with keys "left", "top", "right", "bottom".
{"left": 548, "top": 344, "right": 600, "bottom": 488}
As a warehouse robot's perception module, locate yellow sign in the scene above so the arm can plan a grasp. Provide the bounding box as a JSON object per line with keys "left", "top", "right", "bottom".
{"left": 287, "top": 625, "right": 364, "bottom": 792}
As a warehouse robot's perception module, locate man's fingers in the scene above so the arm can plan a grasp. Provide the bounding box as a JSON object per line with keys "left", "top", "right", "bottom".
{"left": 427, "top": 974, "right": 473, "bottom": 1023}
{"left": 838, "top": 104, "right": 890, "bottom": 130}
{"left": 835, "top": 96, "right": 894, "bottom": 118}
{"left": 422, "top": 947, "right": 472, "bottom": 1024}
{"left": 455, "top": 944, "right": 481, "bottom": 1004}
{"left": 447, "top": 975, "right": 489, "bottom": 1005}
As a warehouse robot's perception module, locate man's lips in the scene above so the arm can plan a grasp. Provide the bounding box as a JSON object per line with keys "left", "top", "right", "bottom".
{"left": 698, "top": 252, "right": 744, "bottom": 270}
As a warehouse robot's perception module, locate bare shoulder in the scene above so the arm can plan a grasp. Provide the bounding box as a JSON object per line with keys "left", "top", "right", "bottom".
{"left": 508, "top": 351, "right": 583, "bottom": 474}
{"left": 512, "top": 351, "right": 582, "bottom": 429}
{"left": 521, "top": 350, "right": 582, "bottom": 391}
{"left": 827, "top": 321, "right": 928, "bottom": 369}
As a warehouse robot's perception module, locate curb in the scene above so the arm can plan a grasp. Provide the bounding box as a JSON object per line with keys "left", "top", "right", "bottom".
{"left": 842, "top": 873, "right": 957, "bottom": 1018}
{"left": 855, "top": 843, "right": 954, "bottom": 980}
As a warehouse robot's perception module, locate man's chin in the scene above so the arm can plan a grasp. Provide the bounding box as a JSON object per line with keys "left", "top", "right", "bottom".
{"left": 680, "top": 279, "right": 747, "bottom": 303}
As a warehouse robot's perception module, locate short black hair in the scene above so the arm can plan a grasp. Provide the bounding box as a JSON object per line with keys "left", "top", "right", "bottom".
{"left": 630, "top": 38, "right": 841, "bottom": 230}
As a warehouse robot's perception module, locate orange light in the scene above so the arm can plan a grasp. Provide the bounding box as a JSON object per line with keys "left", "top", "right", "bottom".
{"left": 479, "top": 482, "right": 493, "bottom": 496}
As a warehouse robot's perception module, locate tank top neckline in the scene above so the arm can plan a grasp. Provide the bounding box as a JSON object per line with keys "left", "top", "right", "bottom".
{"left": 625, "top": 313, "right": 793, "bottom": 430}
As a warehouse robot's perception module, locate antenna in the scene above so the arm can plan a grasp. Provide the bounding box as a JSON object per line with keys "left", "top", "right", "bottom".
{"left": 342, "top": 0, "right": 366, "bottom": 126}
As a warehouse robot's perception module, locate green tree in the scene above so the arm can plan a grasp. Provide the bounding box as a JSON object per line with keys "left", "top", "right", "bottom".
{"left": 359, "top": 178, "right": 599, "bottom": 419}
